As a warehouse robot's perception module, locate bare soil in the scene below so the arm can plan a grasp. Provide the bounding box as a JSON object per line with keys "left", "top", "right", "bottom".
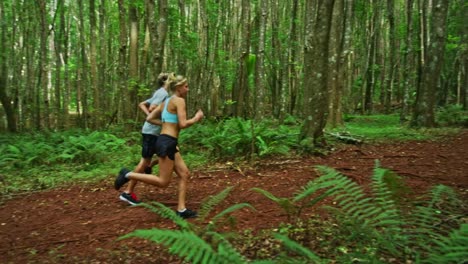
{"left": 1, "top": 131, "right": 467, "bottom": 263}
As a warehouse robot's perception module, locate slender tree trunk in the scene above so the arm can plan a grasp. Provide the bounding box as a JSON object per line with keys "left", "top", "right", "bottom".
{"left": 270, "top": 1, "right": 283, "bottom": 118}
{"left": 300, "top": 0, "right": 335, "bottom": 146}
{"left": 89, "top": 0, "right": 100, "bottom": 128}
{"left": 129, "top": 5, "right": 139, "bottom": 121}
{"left": 233, "top": 0, "right": 251, "bottom": 117}
{"left": 327, "top": 0, "right": 347, "bottom": 128}
{"left": 460, "top": 2, "right": 468, "bottom": 110}
{"left": 53, "top": 0, "right": 64, "bottom": 129}
{"left": 117, "top": 0, "right": 128, "bottom": 121}
{"left": 78, "top": 0, "right": 89, "bottom": 128}
{"left": 287, "top": 0, "right": 300, "bottom": 115}
{"left": 384, "top": 0, "right": 396, "bottom": 113}
{"left": 400, "top": 0, "right": 414, "bottom": 122}
{"left": 62, "top": 1, "right": 70, "bottom": 128}
{"left": 154, "top": 0, "right": 168, "bottom": 75}
{"left": 363, "top": 1, "right": 380, "bottom": 114}
{"left": 254, "top": 0, "right": 267, "bottom": 120}
{"left": 140, "top": 2, "right": 150, "bottom": 84}
{"left": 98, "top": 0, "right": 107, "bottom": 112}
{"left": 37, "top": 0, "right": 50, "bottom": 129}
{"left": 177, "top": 0, "right": 187, "bottom": 75}
{"left": 0, "top": 1, "right": 17, "bottom": 132}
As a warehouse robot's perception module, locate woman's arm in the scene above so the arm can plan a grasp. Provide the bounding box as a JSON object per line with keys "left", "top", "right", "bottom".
{"left": 139, "top": 100, "right": 151, "bottom": 115}
{"left": 176, "top": 98, "right": 203, "bottom": 129}
{"left": 146, "top": 102, "right": 164, "bottom": 126}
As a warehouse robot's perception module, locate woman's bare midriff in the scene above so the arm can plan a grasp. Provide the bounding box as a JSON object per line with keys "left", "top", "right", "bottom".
{"left": 161, "top": 122, "right": 180, "bottom": 138}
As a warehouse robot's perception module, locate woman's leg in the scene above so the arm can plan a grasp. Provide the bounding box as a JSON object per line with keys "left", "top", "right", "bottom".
{"left": 123, "top": 157, "right": 151, "bottom": 194}
{"left": 173, "top": 152, "right": 190, "bottom": 211}
{"left": 126, "top": 156, "right": 174, "bottom": 187}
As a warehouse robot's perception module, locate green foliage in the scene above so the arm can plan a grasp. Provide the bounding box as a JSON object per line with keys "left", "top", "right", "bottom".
{"left": 122, "top": 229, "right": 223, "bottom": 264}
{"left": 250, "top": 187, "right": 299, "bottom": 222}
{"left": 180, "top": 117, "right": 298, "bottom": 161}
{"left": 436, "top": 104, "right": 468, "bottom": 127}
{"left": 119, "top": 166, "right": 465, "bottom": 263}
{"left": 424, "top": 224, "right": 468, "bottom": 264}
{"left": 1, "top": 114, "right": 462, "bottom": 194}
{"left": 250, "top": 164, "right": 465, "bottom": 263}
{"left": 121, "top": 186, "right": 254, "bottom": 264}
{"left": 0, "top": 130, "right": 126, "bottom": 169}
{"left": 333, "top": 114, "right": 461, "bottom": 142}
{"left": 273, "top": 233, "right": 326, "bottom": 264}
{"left": 0, "top": 130, "right": 135, "bottom": 193}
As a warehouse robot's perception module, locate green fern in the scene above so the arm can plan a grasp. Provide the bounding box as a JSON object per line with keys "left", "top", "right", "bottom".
{"left": 251, "top": 187, "right": 298, "bottom": 221}
{"left": 273, "top": 233, "right": 326, "bottom": 263}
{"left": 423, "top": 223, "right": 468, "bottom": 263}
{"left": 121, "top": 187, "right": 255, "bottom": 264}
{"left": 198, "top": 186, "right": 235, "bottom": 222}
{"left": 405, "top": 184, "right": 464, "bottom": 260}
{"left": 121, "top": 229, "right": 224, "bottom": 264}
{"left": 137, "top": 202, "right": 192, "bottom": 230}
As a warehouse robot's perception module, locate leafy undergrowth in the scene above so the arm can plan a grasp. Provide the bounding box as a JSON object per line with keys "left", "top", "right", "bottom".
{"left": 122, "top": 165, "right": 467, "bottom": 264}
{"left": 0, "top": 115, "right": 461, "bottom": 194}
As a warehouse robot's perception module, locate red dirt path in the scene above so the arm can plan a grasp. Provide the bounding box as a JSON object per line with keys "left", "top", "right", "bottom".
{"left": 1, "top": 131, "right": 467, "bottom": 263}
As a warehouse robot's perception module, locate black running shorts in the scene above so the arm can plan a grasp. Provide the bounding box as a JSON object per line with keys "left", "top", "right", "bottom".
{"left": 156, "top": 134, "right": 179, "bottom": 160}
{"left": 141, "top": 134, "right": 159, "bottom": 159}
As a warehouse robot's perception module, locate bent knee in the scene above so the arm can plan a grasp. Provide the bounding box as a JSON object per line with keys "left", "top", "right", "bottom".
{"left": 178, "top": 170, "right": 191, "bottom": 180}
{"left": 159, "top": 179, "right": 171, "bottom": 188}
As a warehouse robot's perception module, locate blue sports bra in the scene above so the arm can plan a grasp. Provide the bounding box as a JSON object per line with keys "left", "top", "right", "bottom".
{"left": 162, "top": 97, "right": 178, "bottom": 124}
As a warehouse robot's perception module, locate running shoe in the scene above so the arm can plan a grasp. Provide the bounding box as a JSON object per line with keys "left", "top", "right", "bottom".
{"left": 114, "top": 168, "right": 130, "bottom": 190}
{"left": 119, "top": 192, "right": 141, "bottom": 205}
{"left": 176, "top": 208, "right": 198, "bottom": 219}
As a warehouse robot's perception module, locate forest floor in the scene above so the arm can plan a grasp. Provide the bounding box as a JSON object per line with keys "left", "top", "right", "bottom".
{"left": 0, "top": 131, "right": 467, "bottom": 263}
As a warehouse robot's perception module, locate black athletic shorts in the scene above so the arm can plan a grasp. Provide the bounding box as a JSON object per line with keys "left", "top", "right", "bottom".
{"left": 141, "top": 134, "right": 159, "bottom": 159}
{"left": 156, "top": 134, "right": 179, "bottom": 160}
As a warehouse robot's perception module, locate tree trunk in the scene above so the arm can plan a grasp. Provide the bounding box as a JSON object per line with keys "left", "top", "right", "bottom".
{"left": 400, "top": 0, "right": 414, "bottom": 122}
{"left": 269, "top": 1, "right": 283, "bottom": 118}
{"left": 0, "top": 1, "right": 17, "bottom": 132}
{"left": 457, "top": 1, "right": 467, "bottom": 110}
{"left": 154, "top": 0, "right": 168, "bottom": 75}
{"left": 327, "top": 0, "right": 348, "bottom": 128}
{"left": 37, "top": 0, "right": 50, "bottom": 129}
{"left": 384, "top": 0, "right": 396, "bottom": 113}
{"left": 287, "top": 0, "right": 300, "bottom": 115}
{"left": 300, "top": 0, "right": 335, "bottom": 147}
{"left": 117, "top": 0, "right": 128, "bottom": 122}
{"left": 233, "top": 0, "right": 251, "bottom": 117}
{"left": 412, "top": 0, "right": 449, "bottom": 127}
{"left": 363, "top": 1, "right": 381, "bottom": 114}
{"left": 129, "top": 5, "right": 139, "bottom": 121}
{"left": 89, "top": 0, "right": 100, "bottom": 128}
{"left": 77, "top": 0, "right": 89, "bottom": 128}
{"left": 254, "top": 0, "right": 268, "bottom": 120}
{"left": 53, "top": 0, "right": 64, "bottom": 129}
{"left": 98, "top": 0, "right": 107, "bottom": 112}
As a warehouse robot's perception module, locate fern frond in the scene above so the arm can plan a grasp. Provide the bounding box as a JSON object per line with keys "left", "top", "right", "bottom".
{"left": 251, "top": 187, "right": 296, "bottom": 218}
{"left": 423, "top": 223, "right": 468, "bottom": 264}
{"left": 211, "top": 232, "right": 248, "bottom": 264}
{"left": 273, "top": 233, "right": 325, "bottom": 263}
{"left": 211, "top": 203, "right": 256, "bottom": 223}
{"left": 251, "top": 187, "right": 282, "bottom": 203}
{"left": 428, "top": 184, "right": 461, "bottom": 210}
{"left": 198, "top": 186, "right": 235, "bottom": 222}
{"left": 120, "top": 229, "right": 222, "bottom": 264}
{"left": 406, "top": 184, "right": 463, "bottom": 256}
{"left": 138, "top": 202, "right": 191, "bottom": 230}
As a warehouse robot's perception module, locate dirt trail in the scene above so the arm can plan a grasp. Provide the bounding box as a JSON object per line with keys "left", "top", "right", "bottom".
{"left": 1, "top": 131, "right": 467, "bottom": 263}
